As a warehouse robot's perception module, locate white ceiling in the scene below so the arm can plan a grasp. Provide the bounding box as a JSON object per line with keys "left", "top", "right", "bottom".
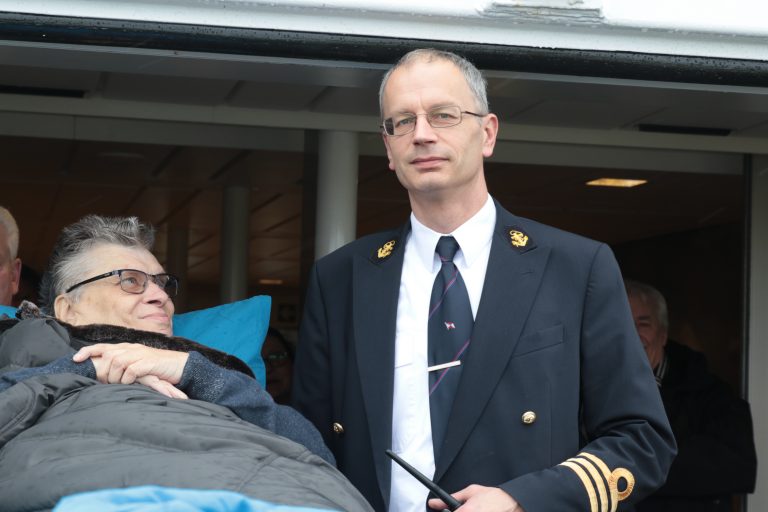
{"left": 0, "top": 39, "right": 758, "bottom": 306}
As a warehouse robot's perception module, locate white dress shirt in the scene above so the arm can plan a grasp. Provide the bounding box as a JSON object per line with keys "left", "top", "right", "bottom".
{"left": 389, "top": 195, "right": 496, "bottom": 512}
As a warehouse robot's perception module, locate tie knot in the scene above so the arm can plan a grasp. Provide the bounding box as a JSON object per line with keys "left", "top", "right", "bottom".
{"left": 435, "top": 236, "right": 460, "bottom": 263}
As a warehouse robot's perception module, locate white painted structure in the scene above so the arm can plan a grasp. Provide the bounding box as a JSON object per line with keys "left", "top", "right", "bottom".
{"left": 3, "top": 0, "right": 768, "bottom": 60}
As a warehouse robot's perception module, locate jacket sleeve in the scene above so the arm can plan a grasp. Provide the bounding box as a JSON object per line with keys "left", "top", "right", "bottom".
{"left": 501, "top": 244, "right": 677, "bottom": 512}
{"left": 291, "top": 263, "right": 334, "bottom": 448}
{"left": 177, "top": 351, "right": 335, "bottom": 465}
{"left": 0, "top": 356, "right": 96, "bottom": 392}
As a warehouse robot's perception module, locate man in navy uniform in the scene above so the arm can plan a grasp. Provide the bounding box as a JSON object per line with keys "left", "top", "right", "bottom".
{"left": 293, "top": 48, "right": 675, "bottom": 512}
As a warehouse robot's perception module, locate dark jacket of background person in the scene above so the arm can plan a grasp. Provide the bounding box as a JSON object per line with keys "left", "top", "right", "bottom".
{"left": 0, "top": 316, "right": 373, "bottom": 512}
{"left": 637, "top": 340, "right": 757, "bottom": 512}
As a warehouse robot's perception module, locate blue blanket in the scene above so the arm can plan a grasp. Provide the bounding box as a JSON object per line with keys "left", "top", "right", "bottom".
{"left": 54, "top": 486, "right": 338, "bottom": 512}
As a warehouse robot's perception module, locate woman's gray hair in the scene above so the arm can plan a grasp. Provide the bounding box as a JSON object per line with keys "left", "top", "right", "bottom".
{"left": 0, "top": 206, "right": 19, "bottom": 260}
{"left": 378, "top": 48, "right": 490, "bottom": 116}
{"left": 40, "top": 215, "right": 155, "bottom": 314}
{"left": 624, "top": 279, "right": 669, "bottom": 330}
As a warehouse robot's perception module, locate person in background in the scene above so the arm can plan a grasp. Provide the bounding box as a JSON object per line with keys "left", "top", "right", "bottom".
{"left": 626, "top": 279, "right": 757, "bottom": 512}
{"left": 262, "top": 327, "right": 294, "bottom": 405}
{"left": 12, "top": 263, "right": 41, "bottom": 307}
{"left": 0, "top": 206, "right": 21, "bottom": 306}
{"left": 293, "top": 48, "right": 675, "bottom": 512}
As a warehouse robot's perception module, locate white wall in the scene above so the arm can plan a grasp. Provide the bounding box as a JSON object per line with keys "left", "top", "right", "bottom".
{"left": 748, "top": 155, "right": 768, "bottom": 511}
{"left": 2, "top": 0, "right": 768, "bottom": 61}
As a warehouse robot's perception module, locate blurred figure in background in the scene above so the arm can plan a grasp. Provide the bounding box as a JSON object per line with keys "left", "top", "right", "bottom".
{"left": 262, "top": 327, "right": 294, "bottom": 405}
{"left": 12, "top": 264, "right": 41, "bottom": 307}
{"left": 626, "top": 279, "right": 757, "bottom": 512}
{"left": 0, "top": 206, "right": 21, "bottom": 306}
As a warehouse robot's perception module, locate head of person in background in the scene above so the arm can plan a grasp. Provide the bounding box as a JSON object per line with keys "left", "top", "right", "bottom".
{"left": 12, "top": 264, "right": 41, "bottom": 308}
{"left": 625, "top": 279, "right": 669, "bottom": 370}
{"left": 261, "top": 327, "right": 294, "bottom": 404}
{"left": 40, "top": 215, "right": 177, "bottom": 337}
{"left": 0, "top": 207, "right": 21, "bottom": 307}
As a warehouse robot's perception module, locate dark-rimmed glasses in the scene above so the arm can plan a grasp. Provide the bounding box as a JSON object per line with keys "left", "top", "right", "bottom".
{"left": 264, "top": 351, "right": 291, "bottom": 369}
{"left": 382, "top": 105, "right": 486, "bottom": 136}
{"left": 65, "top": 269, "right": 179, "bottom": 298}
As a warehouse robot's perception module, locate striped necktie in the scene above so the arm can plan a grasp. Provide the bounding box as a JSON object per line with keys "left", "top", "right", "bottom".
{"left": 428, "top": 236, "right": 474, "bottom": 459}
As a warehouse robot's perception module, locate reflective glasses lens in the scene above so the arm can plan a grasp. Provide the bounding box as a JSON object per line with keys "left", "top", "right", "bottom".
{"left": 119, "top": 270, "right": 147, "bottom": 294}
{"left": 162, "top": 275, "right": 179, "bottom": 298}
{"left": 265, "top": 352, "right": 290, "bottom": 368}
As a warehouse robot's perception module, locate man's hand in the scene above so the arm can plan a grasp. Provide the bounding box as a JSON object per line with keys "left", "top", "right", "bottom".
{"left": 428, "top": 484, "right": 524, "bottom": 512}
{"left": 73, "top": 343, "right": 189, "bottom": 385}
{"left": 136, "top": 375, "right": 188, "bottom": 399}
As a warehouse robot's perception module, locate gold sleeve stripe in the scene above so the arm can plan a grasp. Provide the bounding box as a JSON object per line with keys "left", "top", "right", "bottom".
{"left": 560, "top": 460, "right": 599, "bottom": 512}
{"left": 578, "top": 452, "right": 613, "bottom": 482}
{"left": 570, "top": 456, "right": 609, "bottom": 512}
{"left": 575, "top": 453, "right": 615, "bottom": 511}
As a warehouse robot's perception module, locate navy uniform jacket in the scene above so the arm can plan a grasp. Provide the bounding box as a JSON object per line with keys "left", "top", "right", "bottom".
{"left": 293, "top": 201, "right": 676, "bottom": 512}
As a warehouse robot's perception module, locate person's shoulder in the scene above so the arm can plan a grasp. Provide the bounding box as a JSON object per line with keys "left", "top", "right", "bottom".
{"left": 665, "top": 340, "right": 732, "bottom": 391}
{"left": 496, "top": 205, "right": 604, "bottom": 255}
{"left": 666, "top": 339, "right": 704, "bottom": 362}
{"left": 315, "top": 226, "right": 406, "bottom": 266}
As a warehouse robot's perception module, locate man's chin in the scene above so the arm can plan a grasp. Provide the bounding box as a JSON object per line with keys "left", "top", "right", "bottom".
{"left": 139, "top": 319, "right": 173, "bottom": 337}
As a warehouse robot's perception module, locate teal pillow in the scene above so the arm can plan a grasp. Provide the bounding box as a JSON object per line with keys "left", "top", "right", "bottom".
{"left": 174, "top": 295, "right": 270, "bottom": 386}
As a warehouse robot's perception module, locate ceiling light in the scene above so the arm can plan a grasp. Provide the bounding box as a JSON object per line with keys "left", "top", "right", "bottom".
{"left": 586, "top": 178, "right": 647, "bottom": 188}
{"left": 259, "top": 278, "right": 284, "bottom": 285}
{"left": 98, "top": 151, "right": 145, "bottom": 160}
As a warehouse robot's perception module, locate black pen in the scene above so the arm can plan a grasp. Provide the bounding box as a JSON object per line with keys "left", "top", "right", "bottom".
{"left": 385, "top": 449, "right": 462, "bottom": 511}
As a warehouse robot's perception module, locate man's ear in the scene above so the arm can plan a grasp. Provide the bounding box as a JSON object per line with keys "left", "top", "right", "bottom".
{"left": 382, "top": 132, "right": 396, "bottom": 171}
{"left": 10, "top": 258, "right": 20, "bottom": 295}
{"left": 54, "top": 294, "right": 76, "bottom": 324}
{"left": 481, "top": 113, "right": 499, "bottom": 158}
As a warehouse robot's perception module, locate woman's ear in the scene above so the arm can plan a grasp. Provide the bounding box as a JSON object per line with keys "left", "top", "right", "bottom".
{"left": 54, "top": 294, "right": 76, "bottom": 324}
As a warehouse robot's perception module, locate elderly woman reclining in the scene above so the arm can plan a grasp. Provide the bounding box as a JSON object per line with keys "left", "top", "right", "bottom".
{"left": 0, "top": 215, "right": 372, "bottom": 511}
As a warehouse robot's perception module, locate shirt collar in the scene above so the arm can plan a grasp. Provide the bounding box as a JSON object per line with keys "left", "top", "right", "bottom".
{"left": 409, "top": 195, "right": 496, "bottom": 272}
{"left": 654, "top": 351, "right": 669, "bottom": 387}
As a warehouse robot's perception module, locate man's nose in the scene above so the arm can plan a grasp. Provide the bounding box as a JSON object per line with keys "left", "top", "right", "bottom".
{"left": 144, "top": 279, "right": 170, "bottom": 302}
{"left": 412, "top": 114, "right": 438, "bottom": 142}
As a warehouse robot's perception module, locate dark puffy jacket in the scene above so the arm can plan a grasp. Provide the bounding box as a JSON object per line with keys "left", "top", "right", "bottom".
{"left": 636, "top": 341, "right": 757, "bottom": 512}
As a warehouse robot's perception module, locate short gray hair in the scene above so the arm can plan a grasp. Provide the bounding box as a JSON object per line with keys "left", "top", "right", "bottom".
{"left": 0, "top": 206, "right": 19, "bottom": 261}
{"left": 624, "top": 279, "right": 669, "bottom": 330}
{"left": 378, "top": 48, "right": 490, "bottom": 117}
{"left": 40, "top": 215, "right": 155, "bottom": 314}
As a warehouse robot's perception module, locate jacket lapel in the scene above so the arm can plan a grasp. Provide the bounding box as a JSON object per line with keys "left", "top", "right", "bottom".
{"left": 352, "top": 223, "right": 410, "bottom": 508}
{"left": 435, "top": 204, "right": 551, "bottom": 479}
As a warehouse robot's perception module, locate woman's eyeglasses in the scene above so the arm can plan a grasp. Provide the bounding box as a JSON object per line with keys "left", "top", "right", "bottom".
{"left": 65, "top": 269, "right": 179, "bottom": 298}
{"left": 264, "top": 351, "right": 291, "bottom": 369}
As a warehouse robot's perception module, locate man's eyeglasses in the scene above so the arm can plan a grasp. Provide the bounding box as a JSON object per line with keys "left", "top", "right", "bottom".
{"left": 382, "top": 105, "right": 486, "bottom": 136}
{"left": 65, "top": 269, "right": 180, "bottom": 298}
{"left": 264, "top": 351, "right": 291, "bottom": 369}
